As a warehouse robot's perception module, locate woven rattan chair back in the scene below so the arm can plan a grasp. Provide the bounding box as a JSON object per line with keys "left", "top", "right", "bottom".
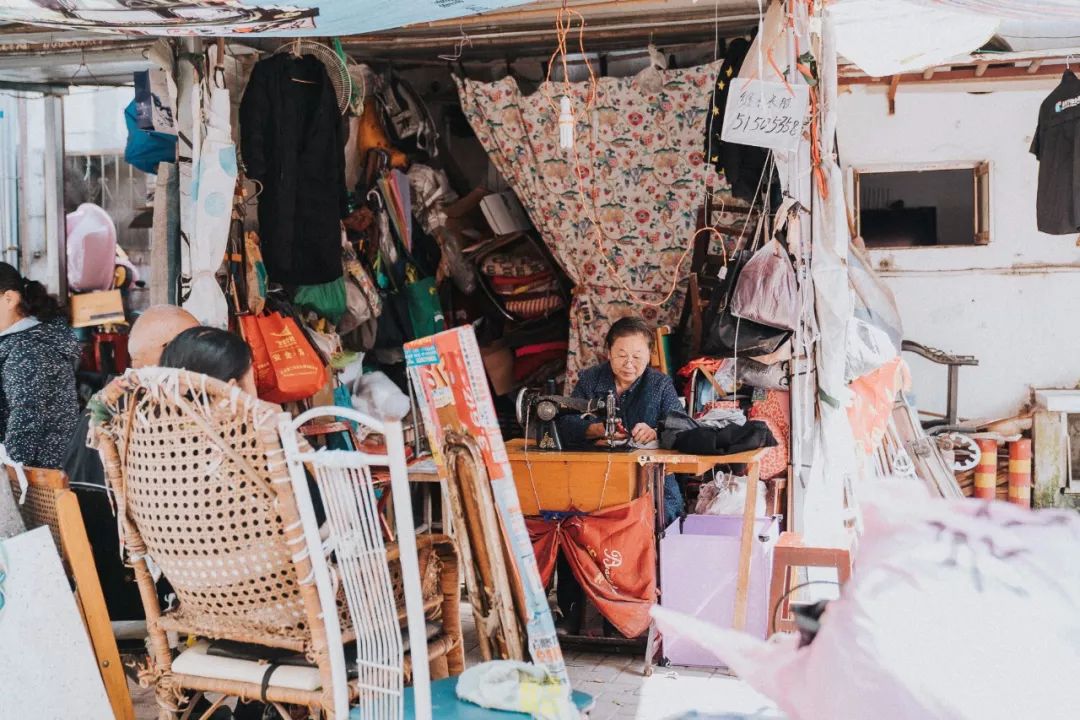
{"left": 93, "top": 369, "right": 321, "bottom": 651}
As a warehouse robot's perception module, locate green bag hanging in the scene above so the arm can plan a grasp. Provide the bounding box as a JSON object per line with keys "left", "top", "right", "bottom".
{"left": 404, "top": 269, "right": 444, "bottom": 339}
{"left": 293, "top": 276, "right": 348, "bottom": 325}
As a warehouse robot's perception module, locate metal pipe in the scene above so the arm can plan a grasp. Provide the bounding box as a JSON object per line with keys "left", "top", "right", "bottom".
{"left": 42, "top": 94, "right": 66, "bottom": 296}
{"left": 344, "top": 13, "right": 761, "bottom": 48}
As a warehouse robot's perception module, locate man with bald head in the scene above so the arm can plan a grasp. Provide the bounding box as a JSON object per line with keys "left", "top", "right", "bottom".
{"left": 127, "top": 304, "right": 199, "bottom": 369}
{"left": 64, "top": 304, "right": 198, "bottom": 620}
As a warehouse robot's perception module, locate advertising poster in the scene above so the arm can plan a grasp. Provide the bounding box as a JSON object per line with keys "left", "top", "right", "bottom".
{"left": 405, "top": 326, "right": 570, "bottom": 687}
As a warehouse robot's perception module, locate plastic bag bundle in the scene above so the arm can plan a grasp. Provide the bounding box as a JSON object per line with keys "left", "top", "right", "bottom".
{"left": 694, "top": 474, "right": 766, "bottom": 517}
{"left": 652, "top": 480, "right": 1080, "bottom": 720}
{"left": 66, "top": 203, "right": 117, "bottom": 292}
{"left": 731, "top": 239, "right": 799, "bottom": 332}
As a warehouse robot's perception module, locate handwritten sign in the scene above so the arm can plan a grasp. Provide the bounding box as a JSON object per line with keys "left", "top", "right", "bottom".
{"left": 720, "top": 79, "right": 810, "bottom": 152}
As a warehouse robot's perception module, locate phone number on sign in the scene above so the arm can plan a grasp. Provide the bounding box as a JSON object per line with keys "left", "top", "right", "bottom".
{"left": 729, "top": 112, "right": 805, "bottom": 137}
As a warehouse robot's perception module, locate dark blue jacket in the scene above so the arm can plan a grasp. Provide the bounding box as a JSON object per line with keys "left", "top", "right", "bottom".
{"left": 558, "top": 363, "right": 682, "bottom": 448}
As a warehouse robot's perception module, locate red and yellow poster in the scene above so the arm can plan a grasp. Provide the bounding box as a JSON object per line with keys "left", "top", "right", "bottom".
{"left": 405, "top": 326, "right": 569, "bottom": 687}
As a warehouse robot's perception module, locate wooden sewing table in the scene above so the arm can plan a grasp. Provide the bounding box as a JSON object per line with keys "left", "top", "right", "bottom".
{"left": 504, "top": 439, "right": 767, "bottom": 673}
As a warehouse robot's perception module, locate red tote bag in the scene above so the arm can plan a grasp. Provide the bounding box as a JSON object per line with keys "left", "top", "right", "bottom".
{"left": 239, "top": 311, "right": 326, "bottom": 403}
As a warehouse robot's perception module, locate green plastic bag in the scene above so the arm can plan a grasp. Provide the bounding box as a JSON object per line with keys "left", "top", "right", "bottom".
{"left": 405, "top": 274, "right": 444, "bottom": 339}
{"left": 294, "top": 276, "right": 347, "bottom": 325}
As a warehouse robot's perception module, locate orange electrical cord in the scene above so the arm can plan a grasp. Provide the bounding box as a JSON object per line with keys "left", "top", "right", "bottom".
{"left": 539, "top": 2, "right": 698, "bottom": 308}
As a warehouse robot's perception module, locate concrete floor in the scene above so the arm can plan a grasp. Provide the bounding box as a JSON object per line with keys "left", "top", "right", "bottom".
{"left": 130, "top": 603, "right": 786, "bottom": 720}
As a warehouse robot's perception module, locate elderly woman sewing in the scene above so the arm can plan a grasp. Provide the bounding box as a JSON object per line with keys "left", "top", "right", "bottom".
{"left": 553, "top": 317, "right": 683, "bottom": 636}
{"left": 557, "top": 316, "right": 684, "bottom": 525}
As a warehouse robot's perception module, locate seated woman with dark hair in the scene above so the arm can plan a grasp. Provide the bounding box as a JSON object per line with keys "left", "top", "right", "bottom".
{"left": 554, "top": 317, "right": 683, "bottom": 637}
{"left": 160, "top": 326, "right": 258, "bottom": 397}
{"left": 0, "top": 262, "right": 80, "bottom": 468}
{"left": 558, "top": 316, "right": 684, "bottom": 521}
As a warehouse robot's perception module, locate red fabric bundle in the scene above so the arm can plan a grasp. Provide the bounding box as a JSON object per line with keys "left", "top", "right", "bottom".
{"left": 513, "top": 341, "right": 568, "bottom": 382}
{"left": 489, "top": 271, "right": 556, "bottom": 294}
{"left": 748, "top": 389, "right": 790, "bottom": 480}
{"left": 526, "top": 496, "right": 657, "bottom": 638}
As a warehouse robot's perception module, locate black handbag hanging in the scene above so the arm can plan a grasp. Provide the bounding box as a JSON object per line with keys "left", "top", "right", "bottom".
{"left": 700, "top": 190, "right": 791, "bottom": 358}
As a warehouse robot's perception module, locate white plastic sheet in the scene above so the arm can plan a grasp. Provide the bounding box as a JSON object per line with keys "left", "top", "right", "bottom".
{"left": 831, "top": 0, "right": 999, "bottom": 78}
{"left": 182, "top": 44, "right": 236, "bottom": 329}
{"left": 907, "top": 0, "right": 1080, "bottom": 21}
{"left": 652, "top": 480, "right": 1080, "bottom": 720}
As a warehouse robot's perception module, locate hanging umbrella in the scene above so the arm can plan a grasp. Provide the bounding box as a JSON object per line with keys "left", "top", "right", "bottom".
{"left": 183, "top": 44, "right": 237, "bottom": 328}
{"left": 391, "top": 168, "right": 413, "bottom": 252}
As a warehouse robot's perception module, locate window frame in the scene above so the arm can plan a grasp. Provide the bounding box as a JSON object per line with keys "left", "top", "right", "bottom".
{"left": 848, "top": 161, "right": 991, "bottom": 248}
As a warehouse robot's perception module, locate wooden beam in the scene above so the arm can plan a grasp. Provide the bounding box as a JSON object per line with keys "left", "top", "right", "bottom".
{"left": 923, "top": 67, "right": 936, "bottom": 80}
{"left": 839, "top": 61, "right": 1071, "bottom": 86}
{"left": 887, "top": 74, "right": 900, "bottom": 115}
{"left": 1027, "top": 59, "right": 1044, "bottom": 74}
{"left": 975, "top": 61, "right": 989, "bottom": 77}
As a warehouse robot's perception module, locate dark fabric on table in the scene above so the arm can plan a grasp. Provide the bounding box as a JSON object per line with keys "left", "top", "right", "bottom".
{"left": 673, "top": 422, "right": 777, "bottom": 456}
{"left": 240, "top": 53, "right": 347, "bottom": 285}
{"left": 661, "top": 409, "right": 777, "bottom": 456}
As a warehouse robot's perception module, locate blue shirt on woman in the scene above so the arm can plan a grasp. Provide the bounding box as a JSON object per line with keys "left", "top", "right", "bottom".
{"left": 557, "top": 363, "right": 684, "bottom": 525}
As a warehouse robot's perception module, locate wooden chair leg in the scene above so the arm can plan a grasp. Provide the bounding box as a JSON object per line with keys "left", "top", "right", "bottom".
{"left": 56, "top": 491, "right": 136, "bottom": 720}
{"left": 429, "top": 654, "right": 450, "bottom": 681}
{"left": 768, "top": 551, "right": 790, "bottom": 635}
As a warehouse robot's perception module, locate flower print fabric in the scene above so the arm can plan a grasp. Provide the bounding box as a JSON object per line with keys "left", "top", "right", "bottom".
{"left": 457, "top": 62, "right": 721, "bottom": 386}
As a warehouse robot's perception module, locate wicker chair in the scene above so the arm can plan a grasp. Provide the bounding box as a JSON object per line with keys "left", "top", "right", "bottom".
{"left": 91, "top": 369, "right": 462, "bottom": 719}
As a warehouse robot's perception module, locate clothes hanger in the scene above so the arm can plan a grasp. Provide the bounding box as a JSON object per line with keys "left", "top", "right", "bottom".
{"left": 279, "top": 38, "right": 318, "bottom": 84}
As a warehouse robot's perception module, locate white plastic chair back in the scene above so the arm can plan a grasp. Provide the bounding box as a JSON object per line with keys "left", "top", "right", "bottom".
{"left": 280, "top": 408, "right": 431, "bottom": 720}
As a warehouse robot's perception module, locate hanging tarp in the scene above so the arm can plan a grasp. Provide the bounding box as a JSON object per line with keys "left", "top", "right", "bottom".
{"left": 831, "top": 0, "right": 999, "bottom": 78}
{"left": 457, "top": 62, "right": 718, "bottom": 384}
{"left": 906, "top": 0, "right": 1080, "bottom": 21}
{"left": 182, "top": 44, "right": 236, "bottom": 328}
{"left": 0, "top": 0, "right": 531, "bottom": 37}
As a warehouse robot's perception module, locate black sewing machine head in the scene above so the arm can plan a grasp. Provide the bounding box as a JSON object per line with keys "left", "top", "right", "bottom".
{"left": 515, "top": 380, "right": 616, "bottom": 450}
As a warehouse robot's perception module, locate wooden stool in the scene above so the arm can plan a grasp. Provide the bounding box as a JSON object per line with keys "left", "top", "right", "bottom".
{"left": 768, "top": 531, "right": 852, "bottom": 634}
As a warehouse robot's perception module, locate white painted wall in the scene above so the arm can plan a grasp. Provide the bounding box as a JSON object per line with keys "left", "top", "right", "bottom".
{"left": 838, "top": 81, "right": 1080, "bottom": 421}
{"left": 63, "top": 86, "right": 130, "bottom": 154}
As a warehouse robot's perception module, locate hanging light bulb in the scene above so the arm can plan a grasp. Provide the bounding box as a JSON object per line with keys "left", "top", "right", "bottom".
{"left": 558, "top": 95, "right": 574, "bottom": 150}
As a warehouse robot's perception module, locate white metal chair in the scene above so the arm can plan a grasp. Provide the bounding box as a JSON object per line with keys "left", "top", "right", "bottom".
{"left": 281, "top": 407, "right": 434, "bottom": 720}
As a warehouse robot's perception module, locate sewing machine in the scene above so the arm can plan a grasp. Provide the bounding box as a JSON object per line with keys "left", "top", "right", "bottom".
{"left": 514, "top": 380, "right": 618, "bottom": 450}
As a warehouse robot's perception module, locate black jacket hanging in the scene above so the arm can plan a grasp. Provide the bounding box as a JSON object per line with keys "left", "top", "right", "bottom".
{"left": 704, "top": 38, "right": 779, "bottom": 204}
{"left": 240, "top": 54, "right": 347, "bottom": 285}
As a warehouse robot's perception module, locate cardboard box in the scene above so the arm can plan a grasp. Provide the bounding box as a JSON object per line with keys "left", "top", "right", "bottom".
{"left": 70, "top": 290, "right": 126, "bottom": 329}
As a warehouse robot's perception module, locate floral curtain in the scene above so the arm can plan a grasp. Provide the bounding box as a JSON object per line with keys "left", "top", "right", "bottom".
{"left": 457, "top": 63, "right": 719, "bottom": 384}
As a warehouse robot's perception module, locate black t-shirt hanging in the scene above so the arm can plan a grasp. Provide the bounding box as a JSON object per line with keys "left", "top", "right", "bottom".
{"left": 1030, "top": 71, "right": 1080, "bottom": 235}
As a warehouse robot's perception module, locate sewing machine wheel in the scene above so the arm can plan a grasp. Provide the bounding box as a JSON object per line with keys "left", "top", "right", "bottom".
{"left": 938, "top": 432, "right": 980, "bottom": 473}
{"left": 514, "top": 387, "right": 530, "bottom": 427}
{"left": 536, "top": 399, "right": 560, "bottom": 422}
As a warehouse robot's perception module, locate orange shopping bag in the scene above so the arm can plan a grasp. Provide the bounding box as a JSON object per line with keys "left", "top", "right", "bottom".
{"left": 237, "top": 313, "right": 276, "bottom": 396}
{"left": 238, "top": 311, "right": 326, "bottom": 403}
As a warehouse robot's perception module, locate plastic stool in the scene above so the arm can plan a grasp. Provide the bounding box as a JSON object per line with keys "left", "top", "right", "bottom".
{"left": 768, "top": 531, "right": 851, "bottom": 634}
